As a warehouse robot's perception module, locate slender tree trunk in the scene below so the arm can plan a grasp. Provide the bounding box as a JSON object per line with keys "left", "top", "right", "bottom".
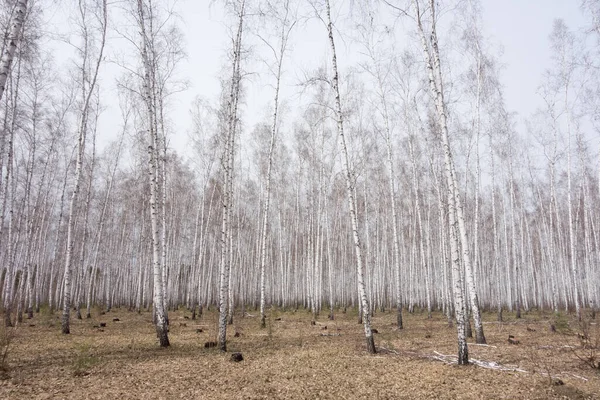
{"left": 259, "top": 1, "right": 291, "bottom": 328}
{"left": 489, "top": 136, "right": 502, "bottom": 321}
{"left": 565, "top": 87, "right": 581, "bottom": 320}
{"left": 414, "top": 0, "right": 468, "bottom": 363}
{"left": 61, "top": 0, "right": 107, "bottom": 335}
{"left": 218, "top": 0, "right": 245, "bottom": 352}
{"left": 325, "top": 0, "right": 375, "bottom": 353}
{"left": 136, "top": 0, "right": 169, "bottom": 347}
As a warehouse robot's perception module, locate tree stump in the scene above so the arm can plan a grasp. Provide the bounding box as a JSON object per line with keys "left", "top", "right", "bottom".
{"left": 99, "top": 322, "right": 106, "bottom": 327}
{"left": 230, "top": 352, "right": 243, "bottom": 362}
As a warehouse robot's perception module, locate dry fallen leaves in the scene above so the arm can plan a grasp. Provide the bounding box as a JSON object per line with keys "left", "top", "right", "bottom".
{"left": 0, "top": 308, "right": 598, "bottom": 399}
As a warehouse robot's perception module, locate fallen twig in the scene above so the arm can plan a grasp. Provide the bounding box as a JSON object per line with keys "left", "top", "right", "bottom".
{"left": 378, "top": 346, "right": 399, "bottom": 355}
{"left": 566, "top": 372, "right": 588, "bottom": 382}
{"left": 469, "top": 358, "right": 527, "bottom": 373}
{"left": 433, "top": 351, "right": 455, "bottom": 358}
{"left": 430, "top": 351, "right": 527, "bottom": 372}
{"left": 431, "top": 356, "right": 453, "bottom": 365}
{"left": 470, "top": 343, "right": 498, "bottom": 348}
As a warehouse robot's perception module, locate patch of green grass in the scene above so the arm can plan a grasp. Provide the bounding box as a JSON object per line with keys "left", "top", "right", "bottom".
{"left": 72, "top": 343, "right": 100, "bottom": 377}
{"left": 552, "top": 312, "right": 571, "bottom": 334}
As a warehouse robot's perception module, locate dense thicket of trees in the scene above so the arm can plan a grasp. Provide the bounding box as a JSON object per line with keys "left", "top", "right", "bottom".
{"left": 0, "top": 0, "right": 598, "bottom": 361}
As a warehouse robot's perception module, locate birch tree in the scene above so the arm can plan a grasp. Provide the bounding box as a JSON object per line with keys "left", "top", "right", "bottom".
{"left": 61, "top": 0, "right": 107, "bottom": 335}
{"left": 218, "top": 0, "right": 245, "bottom": 352}
{"left": 551, "top": 20, "right": 583, "bottom": 320}
{"left": 257, "top": 0, "right": 295, "bottom": 329}
{"left": 412, "top": 0, "right": 470, "bottom": 362}
{"left": 323, "top": 0, "right": 376, "bottom": 353}
{"left": 357, "top": 19, "right": 405, "bottom": 328}
{"left": 134, "top": 0, "right": 171, "bottom": 347}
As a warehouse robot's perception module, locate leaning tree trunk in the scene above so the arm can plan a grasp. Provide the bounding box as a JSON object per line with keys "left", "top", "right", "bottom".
{"left": 61, "top": 0, "right": 107, "bottom": 335}
{"left": 258, "top": 0, "right": 293, "bottom": 326}
{"left": 325, "top": 0, "right": 375, "bottom": 354}
{"left": 414, "top": 0, "right": 468, "bottom": 363}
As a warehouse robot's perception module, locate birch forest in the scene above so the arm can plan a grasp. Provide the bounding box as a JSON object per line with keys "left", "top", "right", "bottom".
{"left": 1, "top": 0, "right": 600, "bottom": 379}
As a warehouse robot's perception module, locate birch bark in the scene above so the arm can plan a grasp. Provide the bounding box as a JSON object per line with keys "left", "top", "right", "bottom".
{"left": 259, "top": 0, "right": 293, "bottom": 328}
{"left": 324, "top": 0, "right": 376, "bottom": 353}
{"left": 62, "top": 0, "right": 107, "bottom": 334}
{"left": 136, "top": 0, "right": 169, "bottom": 346}
{"left": 0, "top": 0, "right": 27, "bottom": 104}
{"left": 413, "top": 0, "right": 469, "bottom": 362}
{"left": 218, "top": 0, "right": 245, "bottom": 351}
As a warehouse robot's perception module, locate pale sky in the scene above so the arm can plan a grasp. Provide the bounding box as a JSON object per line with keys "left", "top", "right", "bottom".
{"left": 47, "top": 0, "right": 591, "bottom": 162}
{"left": 481, "top": 0, "right": 587, "bottom": 118}
{"left": 173, "top": 0, "right": 589, "bottom": 160}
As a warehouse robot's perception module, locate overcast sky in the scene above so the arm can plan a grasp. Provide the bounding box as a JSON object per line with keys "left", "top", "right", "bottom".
{"left": 49, "top": 0, "right": 590, "bottom": 161}
{"left": 175, "top": 1, "right": 588, "bottom": 157}
{"left": 481, "top": 1, "right": 587, "bottom": 118}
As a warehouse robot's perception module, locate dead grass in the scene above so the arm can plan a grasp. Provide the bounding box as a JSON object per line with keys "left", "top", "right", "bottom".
{"left": 0, "top": 307, "right": 598, "bottom": 399}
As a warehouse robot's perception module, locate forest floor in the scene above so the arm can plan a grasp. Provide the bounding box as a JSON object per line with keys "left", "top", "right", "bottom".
{"left": 0, "top": 306, "right": 598, "bottom": 399}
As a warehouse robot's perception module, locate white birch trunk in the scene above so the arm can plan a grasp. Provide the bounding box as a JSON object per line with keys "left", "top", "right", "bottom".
{"left": 259, "top": 0, "right": 291, "bottom": 328}
{"left": 414, "top": 0, "right": 468, "bottom": 363}
{"left": 489, "top": 136, "right": 503, "bottom": 320}
{"left": 75, "top": 121, "right": 96, "bottom": 320}
{"left": 409, "top": 138, "right": 431, "bottom": 318}
{"left": 379, "top": 67, "right": 403, "bottom": 328}
{"left": 565, "top": 88, "right": 582, "bottom": 320}
{"left": 0, "top": 0, "right": 27, "bottom": 104}
{"left": 325, "top": 0, "right": 376, "bottom": 353}
{"left": 218, "top": 0, "right": 244, "bottom": 351}
{"left": 61, "top": 0, "right": 107, "bottom": 335}
{"left": 136, "top": 0, "right": 169, "bottom": 346}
